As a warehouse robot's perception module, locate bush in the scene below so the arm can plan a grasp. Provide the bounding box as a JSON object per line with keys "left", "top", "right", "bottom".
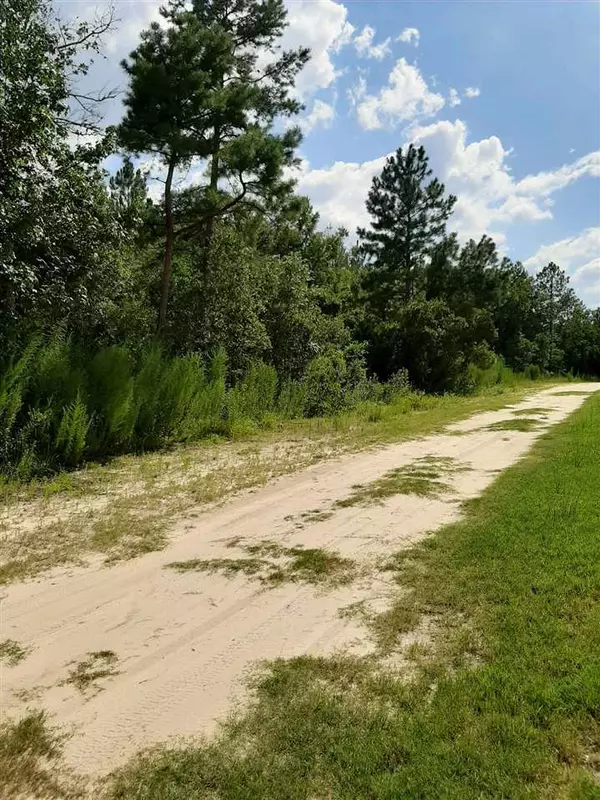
{"left": 524, "top": 363, "right": 542, "bottom": 381}
{"left": 276, "top": 380, "right": 307, "bottom": 419}
{"left": 304, "top": 350, "right": 348, "bottom": 417}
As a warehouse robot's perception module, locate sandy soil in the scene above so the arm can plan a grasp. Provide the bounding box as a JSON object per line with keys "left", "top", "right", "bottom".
{"left": 1, "top": 384, "right": 597, "bottom": 778}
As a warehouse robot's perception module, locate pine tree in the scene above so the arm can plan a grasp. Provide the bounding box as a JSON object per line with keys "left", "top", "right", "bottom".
{"left": 118, "top": 0, "right": 309, "bottom": 334}
{"left": 358, "top": 144, "right": 456, "bottom": 310}
{"left": 109, "top": 157, "right": 150, "bottom": 231}
{"left": 534, "top": 261, "right": 576, "bottom": 371}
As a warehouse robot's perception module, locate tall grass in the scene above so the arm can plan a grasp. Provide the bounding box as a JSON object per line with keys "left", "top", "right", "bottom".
{"left": 0, "top": 338, "right": 549, "bottom": 481}
{"left": 0, "top": 337, "right": 234, "bottom": 479}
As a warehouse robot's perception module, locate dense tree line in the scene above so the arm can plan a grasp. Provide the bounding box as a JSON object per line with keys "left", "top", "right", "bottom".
{"left": 1, "top": 0, "right": 599, "bottom": 477}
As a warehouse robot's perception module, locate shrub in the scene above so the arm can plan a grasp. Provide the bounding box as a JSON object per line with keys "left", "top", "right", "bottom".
{"left": 276, "top": 380, "right": 306, "bottom": 419}
{"left": 56, "top": 396, "right": 90, "bottom": 466}
{"left": 304, "top": 350, "right": 347, "bottom": 417}
{"left": 524, "top": 364, "right": 542, "bottom": 381}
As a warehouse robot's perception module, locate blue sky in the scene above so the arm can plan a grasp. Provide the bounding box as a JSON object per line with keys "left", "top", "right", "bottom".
{"left": 64, "top": 0, "right": 600, "bottom": 304}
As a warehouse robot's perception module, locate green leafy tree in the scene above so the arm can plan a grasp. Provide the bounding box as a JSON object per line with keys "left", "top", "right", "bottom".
{"left": 0, "top": 0, "right": 119, "bottom": 352}
{"left": 118, "top": 0, "right": 310, "bottom": 333}
{"left": 359, "top": 144, "right": 456, "bottom": 310}
{"left": 371, "top": 299, "right": 495, "bottom": 392}
{"left": 534, "top": 262, "right": 577, "bottom": 372}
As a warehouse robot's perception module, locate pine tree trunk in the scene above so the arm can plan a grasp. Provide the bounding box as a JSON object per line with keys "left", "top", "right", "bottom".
{"left": 157, "top": 160, "right": 175, "bottom": 335}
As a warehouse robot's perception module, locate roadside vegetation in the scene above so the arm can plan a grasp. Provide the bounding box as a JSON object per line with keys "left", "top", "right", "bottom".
{"left": 101, "top": 393, "right": 600, "bottom": 799}
{"left": 0, "top": 713, "right": 83, "bottom": 800}
{"left": 0, "top": 383, "right": 554, "bottom": 586}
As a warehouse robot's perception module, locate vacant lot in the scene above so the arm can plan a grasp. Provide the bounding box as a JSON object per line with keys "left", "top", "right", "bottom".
{"left": 2, "top": 384, "right": 599, "bottom": 798}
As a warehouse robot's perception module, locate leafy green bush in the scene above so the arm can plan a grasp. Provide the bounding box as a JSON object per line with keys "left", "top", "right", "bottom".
{"left": 276, "top": 380, "right": 307, "bottom": 419}
{"left": 524, "top": 364, "right": 542, "bottom": 381}
{"left": 304, "top": 350, "right": 348, "bottom": 417}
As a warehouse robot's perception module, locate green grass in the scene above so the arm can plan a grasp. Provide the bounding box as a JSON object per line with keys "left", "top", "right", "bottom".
{"left": 487, "top": 417, "right": 541, "bottom": 432}
{"left": 552, "top": 391, "right": 592, "bottom": 396}
{"left": 168, "top": 556, "right": 266, "bottom": 578}
{"left": 0, "top": 638, "right": 30, "bottom": 666}
{"left": 103, "top": 393, "right": 600, "bottom": 799}
{"left": 512, "top": 407, "right": 550, "bottom": 416}
{"left": 0, "top": 712, "right": 83, "bottom": 799}
{"left": 64, "top": 651, "right": 120, "bottom": 695}
{"left": 335, "top": 457, "right": 465, "bottom": 507}
{"left": 167, "top": 541, "right": 356, "bottom": 588}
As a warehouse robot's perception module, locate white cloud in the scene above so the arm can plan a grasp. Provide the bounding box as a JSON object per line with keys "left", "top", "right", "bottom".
{"left": 104, "top": 0, "right": 164, "bottom": 55}
{"left": 397, "top": 27, "right": 420, "bottom": 46}
{"left": 293, "top": 119, "right": 600, "bottom": 254}
{"left": 356, "top": 58, "right": 445, "bottom": 130}
{"left": 524, "top": 227, "right": 600, "bottom": 273}
{"left": 516, "top": 151, "right": 600, "bottom": 196}
{"left": 464, "top": 87, "right": 481, "bottom": 99}
{"left": 295, "top": 154, "right": 388, "bottom": 232}
{"left": 448, "top": 88, "right": 461, "bottom": 107}
{"left": 524, "top": 227, "right": 600, "bottom": 305}
{"left": 354, "top": 25, "right": 391, "bottom": 60}
{"left": 354, "top": 25, "right": 375, "bottom": 54}
{"left": 331, "top": 20, "right": 356, "bottom": 53}
{"left": 347, "top": 74, "right": 367, "bottom": 108}
{"left": 300, "top": 99, "right": 336, "bottom": 132}
{"left": 282, "top": 0, "right": 354, "bottom": 96}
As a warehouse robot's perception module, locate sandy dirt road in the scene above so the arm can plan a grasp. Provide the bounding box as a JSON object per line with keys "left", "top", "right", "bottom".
{"left": 1, "top": 384, "right": 598, "bottom": 778}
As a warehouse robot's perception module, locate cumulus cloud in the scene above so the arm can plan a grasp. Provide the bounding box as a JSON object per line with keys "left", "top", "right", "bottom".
{"left": 448, "top": 88, "right": 461, "bottom": 107}
{"left": 282, "top": 0, "right": 354, "bottom": 96}
{"left": 354, "top": 25, "right": 392, "bottom": 60}
{"left": 293, "top": 119, "right": 600, "bottom": 251}
{"left": 524, "top": 227, "right": 600, "bottom": 305}
{"left": 515, "top": 151, "right": 600, "bottom": 196}
{"left": 397, "top": 27, "right": 420, "bottom": 46}
{"left": 356, "top": 58, "right": 445, "bottom": 130}
{"left": 300, "top": 99, "right": 336, "bottom": 132}
{"left": 294, "top": 154, "right": 388, "bottom": 233}
{"left": 524, "top": 227, "right": 600, "bottom": 272}
{"left": 464, "top": 87, "right": 481, "bottom": 98}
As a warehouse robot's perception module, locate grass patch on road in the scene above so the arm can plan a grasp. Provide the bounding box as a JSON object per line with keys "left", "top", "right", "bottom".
{"left": 168, "top": 541, "right": 356, "bottom": 589}
{"left": 335, "top": 457, "right": 465, "bottom": 507}
{"left": 552, "top": 391, "right": 592, "bottom": 396}
{"left": 487, "top": 417, "right": 541, "bottom": 432}
{"left": 0, "top": 638, "right": 30, "bottom": 666}
{"left": 64, "top": 651, "right": 120, "bottom": 696}
{"left": 105, "top": 394, "right": 600, "bottom": 798}
{"left": 512, "top": 406, "right": 550, "bottom": 416}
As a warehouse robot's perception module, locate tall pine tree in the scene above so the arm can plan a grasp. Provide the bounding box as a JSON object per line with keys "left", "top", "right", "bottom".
{"left": 359, "top": 144, "right": 456, "bottom": 311}
{"left": 119, "top": 0, "right": 309, "bottom": 333}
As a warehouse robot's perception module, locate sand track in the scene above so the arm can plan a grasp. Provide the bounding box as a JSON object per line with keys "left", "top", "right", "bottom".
{"left": 2, "top": 384, "right": 597, "bottom": 777}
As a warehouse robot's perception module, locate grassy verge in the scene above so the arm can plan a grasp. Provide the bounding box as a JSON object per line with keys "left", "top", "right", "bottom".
{"left": 102, "top": 392, "right": 600, "bottom": 799}
{"left": 0, "top": 384, "right": 557, "bottom": 584}
{"left": 0, "top": 712, "right": 83, "bottom": 800}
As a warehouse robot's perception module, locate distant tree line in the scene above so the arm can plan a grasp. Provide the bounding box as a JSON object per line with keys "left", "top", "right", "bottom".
{"left": 1, "top": 0, "right": 599, "bottom": 477}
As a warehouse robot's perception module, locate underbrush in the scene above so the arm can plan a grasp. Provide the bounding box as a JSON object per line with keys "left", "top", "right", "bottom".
{"left": 0, "top": 333, "right": 563, "bottom": 484}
